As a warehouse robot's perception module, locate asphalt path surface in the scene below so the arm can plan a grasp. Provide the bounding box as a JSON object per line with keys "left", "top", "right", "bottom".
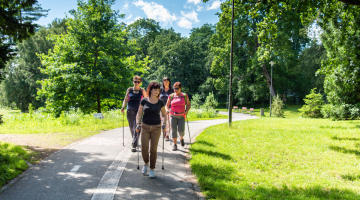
{"left": 0, "top": 112, "right": 258, "bottom": 200}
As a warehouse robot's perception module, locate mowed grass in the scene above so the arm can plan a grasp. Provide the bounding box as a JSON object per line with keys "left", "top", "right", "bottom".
{"left": 190, "top": 106, "right": 360, "bottom": 199}
{"left": 0, "top": 142, "right": 37, "bottom": 188}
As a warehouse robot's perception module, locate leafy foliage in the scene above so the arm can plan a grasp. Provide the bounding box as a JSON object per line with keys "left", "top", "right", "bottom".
{"left": 0, "top": 0, "right": 48, "bottom": 78}
{"left": 299, "top": 88, "right": 324, "bottom": 118}
{"left": 37, "top": 0, "right": 148, "bottom": 116}
{"left": 191, "top": 94, "right": 202, "bottom": 109}
{"left": 0, "top": 19, "right": 67, "bottom": 112}
{"left": 204, "top": 92, "right": 218, "bottom": 110}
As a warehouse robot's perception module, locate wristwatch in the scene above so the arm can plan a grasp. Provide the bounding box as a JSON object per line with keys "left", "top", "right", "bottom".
{"left": 136, "top": 126, "right": 141, "bottom": 130}
{"left": 162, "top": 125, "right": 166, "bottom": 129}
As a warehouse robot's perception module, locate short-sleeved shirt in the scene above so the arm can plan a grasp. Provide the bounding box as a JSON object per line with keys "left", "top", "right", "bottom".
{"left": 160, "top": 87, "right": 174, "bottom": 105}
{"left": 127, "top": 87, "right": 144, "bottom": 111}
{"left": 140, "top": 97, "right": 165, "bottom": 125}
{"left": 169, "top": 93, "right": 188, "bottom": 114}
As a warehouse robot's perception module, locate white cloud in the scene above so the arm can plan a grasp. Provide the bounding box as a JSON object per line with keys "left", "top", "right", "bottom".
{"left": 177, "top": 18, "right": 193, "bottom": 29}
{"left": 181, "top": 11, "right": 199, "bottom": 22}
{"left": 177, "top": 11, "right": 199, "bottom": 29}
{"left": 196, "top": 6, "right": 204, "bottom": 11}
{"left": 126, "top": 14, "right": 133, "bottom": 20}
{"left": 187, "top": 0, "right": 202, "bottom": 4}
{"left": 126, "top": 16, "right": 142, "bottom": 25}
{"left": 207, "top": 0, "right": 221, "bottom": 10}
{"left": 122, "top": 3, "right": 129, "bottom": 10}
{"left": 133, "top": 0, "right": 177, "bottom": 24}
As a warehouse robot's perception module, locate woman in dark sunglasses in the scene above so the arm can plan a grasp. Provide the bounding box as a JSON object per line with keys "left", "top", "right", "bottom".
{"left": 121, "top": 75, "right": 147, "bottom": 152}
{"left": 165, "top": 82, "right": 191, "bottom": 151}
{"left": 159, "top": 77, "right": 174, "bottom": 141}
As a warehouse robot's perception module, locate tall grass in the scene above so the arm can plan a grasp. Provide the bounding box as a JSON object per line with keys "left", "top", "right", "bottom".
{"left": 0, "top": 109, "right": 128, "bottom": 135}
{"left": 187, "top": 108, "right": 227, "bottom": 121}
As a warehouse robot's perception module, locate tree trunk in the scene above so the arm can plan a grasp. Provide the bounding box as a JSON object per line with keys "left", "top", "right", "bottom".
{"left": 262, "top": 64, "right": 277, "bottom": 98}
{"left": 96, "top": 93, "right": 101, "bottom": 113}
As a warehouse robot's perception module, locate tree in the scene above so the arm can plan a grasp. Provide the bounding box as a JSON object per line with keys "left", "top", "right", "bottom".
{"left": 126, "top": 18, "right": 162, "bottom": 60}
{"left": 38, "top": 0, "right": 147, "bottom": 116}
{"left": 0, "top": 19, "right": 67, "bottom": 112}
{"left": 0, "top": 0, "right": 48, "bottom": 78}
{"left": 209, "top": 1, "right": 309, "bottom": 107}
{"left": 299, "top": 88, "right": 324, "bottom": 118}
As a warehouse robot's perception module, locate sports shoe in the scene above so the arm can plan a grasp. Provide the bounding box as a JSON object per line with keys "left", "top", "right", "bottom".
{"left": 142, "top": 164, "right": 148, "bottom": 175}
{"left": 131, "top": 147, "right": 136, "bottom": 152}
{"left": 180, "top": 139, "right": 185, "bottom": 147}
{"left": 172, "top": 144, "right": 177, "bottom": 151}
{"left": 149, "top": 169, "right": 155, "bottom": 178}
{"left": 165, "top": 136, "right": 169, "bottom": 141}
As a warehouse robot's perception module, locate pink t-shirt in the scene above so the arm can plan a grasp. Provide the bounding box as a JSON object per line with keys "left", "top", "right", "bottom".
{"left": 169, "top": 93, "right": 188, "bottom": 114}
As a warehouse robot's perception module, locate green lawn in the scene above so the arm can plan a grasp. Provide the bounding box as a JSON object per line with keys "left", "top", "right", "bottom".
{"left": 0, "top": 142, "right": 37, "bottom": 188}
{"left": 190, "top": 106, "right": 360, "bottom": 199}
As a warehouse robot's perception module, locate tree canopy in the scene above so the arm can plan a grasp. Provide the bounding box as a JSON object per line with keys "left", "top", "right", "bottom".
{"left": 0, "top": 0, "right": 48, "bottom": 78}
{"left": 37, "top": 0, "right": 148, "bottom": 115}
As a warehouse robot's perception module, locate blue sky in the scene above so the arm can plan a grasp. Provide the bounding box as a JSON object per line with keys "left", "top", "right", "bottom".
{"left": 36, "top": 0, "right": 224, "bottom": 37}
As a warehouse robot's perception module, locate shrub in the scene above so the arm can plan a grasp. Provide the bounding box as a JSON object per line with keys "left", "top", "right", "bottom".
{"left": 204, "top": 92, "right": 218, "bottom": 111}
{"left": 321, "top": 103, "right": 360, "bottom": 120}
{"left": 191, "top": 94, "right": 202, "bottom": 109}
{"left": 299, "top": 88, "right": 324, "bottom": 118}
{"left": 272, "top": 94, "right": 284, "bottom": 117}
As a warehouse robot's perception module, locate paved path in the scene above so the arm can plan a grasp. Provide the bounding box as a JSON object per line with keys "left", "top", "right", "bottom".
{"left": 0, "top": 112, "right": 257, "bottom": 200}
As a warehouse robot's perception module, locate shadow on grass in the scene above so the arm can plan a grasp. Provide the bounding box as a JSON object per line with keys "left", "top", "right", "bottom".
{"left": 329, "top": 146, "right": 360, "bottom": 156}
{"left": 194, "top": 140, "right": 215, "bottom": 147}
{"left": 191, "top": 163, "right": 360, "bottom": 199}
{"left": 190, "top": 148, "right": 232, "bottom": 160}
{"left": 331, "top": 136, "right": 360, "bottom": 141}
{"left": 322, "top": 125, "right": 360, "bottom": 130}
{"left": 341, "top": 174, "right": 360, "bottom": 181}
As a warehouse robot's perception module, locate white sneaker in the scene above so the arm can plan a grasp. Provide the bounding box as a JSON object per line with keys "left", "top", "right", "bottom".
{"left": 142, "top": 164, "right": 148, "bottom": 175}
{"left": 149, "top": 169, "right": 155, "bottom": 178}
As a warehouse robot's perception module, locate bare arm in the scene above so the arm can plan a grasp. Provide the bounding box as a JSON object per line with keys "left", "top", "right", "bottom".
{"left": 166, "top": 98, "right": 170, "bottom": 113}
{"left": 185, "top": 95, "right": 191, "bottom": 115}
{"left": 161, "top": 106, "right": 167, "bottom": 125}
{"left": 142, "top": 88, "right": 148, "bottom": 98}
{"left": 136, "top": 104, "right": 143, "bottom": 127}
{"left": 121, "top": 88, "right": 131, "bottom": 113}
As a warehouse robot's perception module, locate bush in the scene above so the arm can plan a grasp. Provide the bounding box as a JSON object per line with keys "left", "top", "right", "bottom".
{"left": 191, "top": 94, "right": 202, "bottom": 109}
{"left": 299, "top": 88, "right": 324, "bottom": 118}
{"left": 204, "top": 92, "right": 218, "bottom": 111}
{"left": 321, "top": 103, "right": 360, "bottom": 120}
{"left": 272, "top": 94, "right": 284, "bottom": 117}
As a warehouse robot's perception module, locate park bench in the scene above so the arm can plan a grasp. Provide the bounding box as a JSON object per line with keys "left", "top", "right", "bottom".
{"left": 249, "top": 108, "right": 255, "bottom": 115}
{"left": 233, "top": 106, "right": 238, "bottom": 112}
{"left": 241, "top": 107, "right": 247, "bottom": 114}
{"left": 93, "top": 113, "right": 104, "bottom": 119}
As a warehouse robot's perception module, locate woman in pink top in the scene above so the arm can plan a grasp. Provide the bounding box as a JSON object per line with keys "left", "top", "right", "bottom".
{"left": 165, "top": 82, "right": 191, "bottom": 151}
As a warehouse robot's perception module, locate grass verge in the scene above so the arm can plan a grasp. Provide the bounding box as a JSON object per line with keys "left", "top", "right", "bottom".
{"left": 190, "top": 106, "right": 360, "bottom": 199}
{"left": 0, "top": 142, "right": 38, "bottom": 188}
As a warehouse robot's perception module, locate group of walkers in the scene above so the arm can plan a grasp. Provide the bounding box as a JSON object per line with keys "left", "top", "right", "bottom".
{"left": 121, "top": 76, "right": 191, "bottom": 178}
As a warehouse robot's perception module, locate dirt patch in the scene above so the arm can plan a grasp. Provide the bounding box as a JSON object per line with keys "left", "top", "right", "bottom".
{"left": 0, "top": 133, "right": 78, "bottom": 163}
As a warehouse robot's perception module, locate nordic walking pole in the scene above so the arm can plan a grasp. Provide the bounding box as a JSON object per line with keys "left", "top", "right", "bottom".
{"left": 186, "top": 115, "right": 191, "bottom": 144}
{"left": 137, "top": 131, "right": 140, "bottom": 170}
{"left": 162, "top": 126, "right": 165, "bottom": 170}
{"left": 168, "top": 114, "right": 172, "bottom": 146}
{"left": 122, "top": 111, "right": 124, "bottom": 146}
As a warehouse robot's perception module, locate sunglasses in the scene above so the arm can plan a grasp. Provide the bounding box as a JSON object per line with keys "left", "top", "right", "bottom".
{"left": 174, "top": 88, "right": 180, "bottom": 90}
{"left": 133, "top": 81, "right": 141, "bottom": 84}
